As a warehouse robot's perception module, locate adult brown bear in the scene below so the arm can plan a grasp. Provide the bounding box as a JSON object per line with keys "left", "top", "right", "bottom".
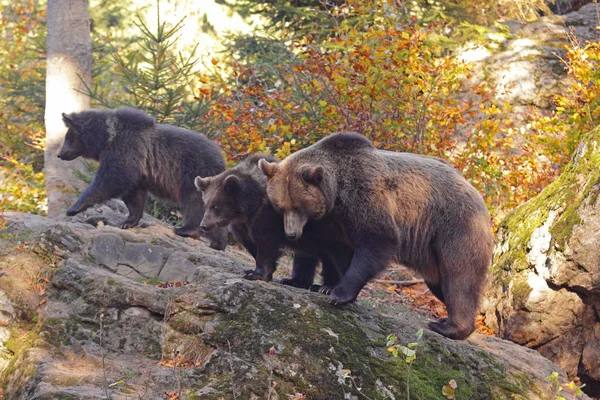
{"left": 259, "top": 133, "right": 493, "bottom": 340}
{"left": 58, "top": 107, "right": 228, "bottom": 250}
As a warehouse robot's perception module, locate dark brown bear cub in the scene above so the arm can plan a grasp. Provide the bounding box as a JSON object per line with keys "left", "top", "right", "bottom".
{"left": 58, "top": 107, "right": 228, "bottom": 250}
{"left": 194, "top": 154, "right": 353, "bottom": 290}
{"left": 259, "top": 133, "right": 494, "bottom": 340}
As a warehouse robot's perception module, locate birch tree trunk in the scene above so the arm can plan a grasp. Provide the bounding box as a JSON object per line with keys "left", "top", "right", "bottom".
{"left": 44, "top": 0, "right": 92, "bottom": 218}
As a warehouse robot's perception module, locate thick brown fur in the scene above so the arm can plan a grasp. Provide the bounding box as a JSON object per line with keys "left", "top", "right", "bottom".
{"left": 260, "top": 132, "right": 494, "bottom": 340}
{"left": 58, "top": 107, "right": 228, "bottom": 250}
{"left": 196, "top": 154, "right": 354, "bottom": 290}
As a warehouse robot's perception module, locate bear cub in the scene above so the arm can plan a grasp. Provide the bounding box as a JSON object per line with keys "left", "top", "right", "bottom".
{"left": 58, "top": 107, "right": 228, "bottom": 250}
{"left": 194, "top": 154, "right": 353, "bottom": 290}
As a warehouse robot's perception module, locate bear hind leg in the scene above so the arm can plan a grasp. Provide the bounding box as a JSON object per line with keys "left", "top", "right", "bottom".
{"left": 427, "top": 237, "right": 489, "bottom": 340}
{"left": 120, "top": 188, "right": 147, "bottom": 229}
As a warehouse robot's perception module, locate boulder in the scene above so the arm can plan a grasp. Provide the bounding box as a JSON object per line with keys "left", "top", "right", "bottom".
{"left": 0, "top": 210, "right": 587, "bottom": 399}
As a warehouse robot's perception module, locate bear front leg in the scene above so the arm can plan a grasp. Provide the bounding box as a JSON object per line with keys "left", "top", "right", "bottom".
{"left": 329, "top": 245, "right": 391, "bottom": 305}
{"left": 244, "top": 247, "right": 280, "bottom": 282}
{"left": 67, "top": 164, "right": 136, "bottom": 216}
{"left": 278, "top": 253, "right": 318, "bottom": 289}
{"left": 313, "top": 246, "right": 353, "bottom": 294}
{"left": 119, "top": 188, "right": 148, "bottom": 229}
{"left": 230, "top": 224, "right": 257, "bottom": 258}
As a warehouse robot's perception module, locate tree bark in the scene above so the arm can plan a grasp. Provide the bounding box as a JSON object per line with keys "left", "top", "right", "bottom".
{"left": 44, "top": 0, "right": 92, "bottom": 218}
{"left": 483, "top": 126, "right": 600, "bottom": 396}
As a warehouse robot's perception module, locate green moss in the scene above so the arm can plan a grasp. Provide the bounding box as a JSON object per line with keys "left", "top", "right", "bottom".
{"left": 1, "top": 327, "right": 40, "bottom": 384}
{"left": 511, "top": 274, "right": 532, "bottom": 309}
{"left": 492, "top": 128, "right": 600, "bottom": 287}
{"left": 208, "top": 284, "right": 535, "bottom": 399}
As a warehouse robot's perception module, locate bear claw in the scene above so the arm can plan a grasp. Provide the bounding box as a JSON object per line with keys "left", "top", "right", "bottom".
{"left": 119, "top": 220, "right": 138, "bottom": 229}
{"left": 243, "top": 269, "right": 271, "bottom": 282}
{"left": 328, "top": 286, "right": 357, "bottom": 305}
{"left": 310, "top": 284, "right": 335, "bottom": 295}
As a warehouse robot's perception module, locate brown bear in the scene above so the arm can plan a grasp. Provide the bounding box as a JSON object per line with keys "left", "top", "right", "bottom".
{"left": 58, "top": 107, "right": 228, "bottom": 250}
{"left": 259, "top": 133, "right": 494, "bottom": 340}
{"left": 195, "top": 154, "right": 354, "bottom": 290}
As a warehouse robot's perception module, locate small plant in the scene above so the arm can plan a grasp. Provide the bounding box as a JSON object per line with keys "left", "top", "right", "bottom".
{"left": 442, "top": 379, "right": 458, "bottom": 399}
{"left": 386, "top": 328, "right": 424, "bottom": 400}
{"left": 546, "top": 372, "right": 585, "bottom": 400}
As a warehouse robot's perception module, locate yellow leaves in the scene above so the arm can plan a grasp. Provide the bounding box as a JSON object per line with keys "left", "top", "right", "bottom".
{"left": 276, "top": 142, "right": 292, "bottom": 159}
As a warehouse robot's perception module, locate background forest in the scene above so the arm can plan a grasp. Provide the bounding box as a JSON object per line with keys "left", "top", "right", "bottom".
{"left": 2, "top": 0, "right": 599, "bottom": 223}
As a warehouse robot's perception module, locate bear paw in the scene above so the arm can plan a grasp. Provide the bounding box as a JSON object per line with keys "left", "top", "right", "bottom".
{"left": 66, "top": 206, "right": 80, "bottom": 216}
{"left": 173, "top": 227, "right": 201, "bottom": 239}
{"left": 119, "top": 219, "right": 139, "bottom": 229}
{"left": 328, "top": 286, "right": 358, "bottom": 305}
{"left": 243, "top": 269, "right": 271, "bottom": 282}
{"left": 278, "top": 278, "right": 310, "bottom": 289}
{"left": 427, "top": 319, "right": 473, "bottom": 341}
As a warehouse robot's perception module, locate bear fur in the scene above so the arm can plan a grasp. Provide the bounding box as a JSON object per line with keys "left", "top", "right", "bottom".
{"left": 58, "top": 107, "right": 228, "bottom": 250}
{"left": 259, "top": 132, "right": 494, "bottom": 340}
{"left": 195, "top": 154, "right": 354, "bottom": 290}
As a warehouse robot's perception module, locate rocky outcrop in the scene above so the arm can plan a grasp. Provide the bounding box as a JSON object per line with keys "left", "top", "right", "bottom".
{"left": 0, "top": 208, "right": 585, "bottom": 399}
{"left": 460, "top": 3, "right": 600, "bottom": 128}
{"left": 483, "top": 126, "right": 600, "bottom": 397}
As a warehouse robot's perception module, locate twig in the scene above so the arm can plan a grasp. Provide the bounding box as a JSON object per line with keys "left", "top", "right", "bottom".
{"left": 373, "top": 279, "right": 424, "bottom": 286}
{"left": 99, "top": 313, "right": 112, "bottom": 400}
{"left": 350, "top": 376, "right": 374, "bottom": 400}
{"left": 227, "top": 340, "right": 238, "bottom": 400}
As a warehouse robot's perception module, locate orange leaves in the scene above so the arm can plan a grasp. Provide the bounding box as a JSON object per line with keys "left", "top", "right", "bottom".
{"left": 188, "top": 1, "right": 561, "bottom": 222}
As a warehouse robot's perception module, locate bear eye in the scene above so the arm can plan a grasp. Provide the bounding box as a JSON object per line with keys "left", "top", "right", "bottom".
{"left": 211, "top": 204, "right": 218, "bottom": 211}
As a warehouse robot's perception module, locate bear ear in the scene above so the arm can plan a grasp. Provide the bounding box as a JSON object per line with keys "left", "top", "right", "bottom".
{"left": 224, "top": 175, "right": 241, "bottom": 194}
{"left": 301, "top": 165, "right": 324, "bottom": 186}
{"left": 62, "top": 112, "right": 74, "bottom": 127}
{"left": 194, "top": 176, "right": 212, "bottom": 192}
{"left": 259, "top": 158, "right": 279, "bottom": 178}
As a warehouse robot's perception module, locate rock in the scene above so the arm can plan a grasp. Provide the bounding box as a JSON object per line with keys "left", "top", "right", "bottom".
{"left": 118, "top": 242, "right": 169, "bottom": 278}
{"left": 457, "top": 2, "right": 600, "bottom": 142}
{"left": 90, "top": 233, "right": 124, "bottom": 271}
{"left": 0, "top": 211, "right": 588, "bottom": 400}
{"left": 483, "top": 126, "right": 600, "bottom": 397}
{"left": 158, "top": 250, "right": 196, "bottom": 282}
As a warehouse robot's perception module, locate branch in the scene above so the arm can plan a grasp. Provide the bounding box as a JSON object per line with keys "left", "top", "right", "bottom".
{"left": 373, "top": 279, "right": 424, "bottom": 286}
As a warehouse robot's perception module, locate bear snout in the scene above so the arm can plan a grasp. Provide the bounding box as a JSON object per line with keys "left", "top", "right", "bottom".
{"left": 285, "top": 231, "right": 299, "bottom": 240}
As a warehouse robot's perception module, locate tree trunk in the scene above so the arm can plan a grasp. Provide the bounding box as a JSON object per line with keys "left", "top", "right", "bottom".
{"left": 44, "top": 0, "right": 92, "bottom": 218}
{"left": 483, "top": 126, "right": 600, "bottom": 396}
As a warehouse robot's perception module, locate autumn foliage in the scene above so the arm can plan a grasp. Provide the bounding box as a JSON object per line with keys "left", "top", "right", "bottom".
{"left": 198, "top": 0, "right": 557, "bottom": 219}
{"left": 0, "top": 0, "right": 588, "bottom": 222}
{"left": 0, "top": 0, "right": 46, "bottom": 214}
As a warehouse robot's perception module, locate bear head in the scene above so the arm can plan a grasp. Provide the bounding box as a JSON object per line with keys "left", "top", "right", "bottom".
{"left": 58, "top": 108, "right": 154, "bottom": 162}
{"left": 259, "top": 158, "right": 329, "bottom": 241}
{"left": 58, "top": 113, "right": 88, "bottom": 161}
{"left": 58, "top": 110, "right": 114, "bottom": 161}
{"left": 194, "top": 173, "right": 245, "bottom": 232}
